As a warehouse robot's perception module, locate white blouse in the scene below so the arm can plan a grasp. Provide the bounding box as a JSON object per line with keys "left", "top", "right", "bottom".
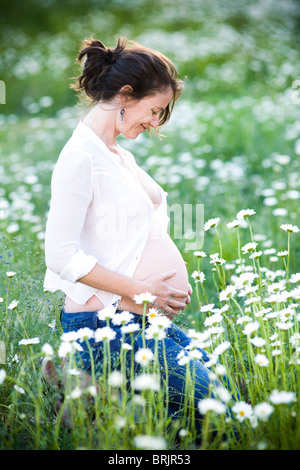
{"left": 44, "top": 121, "right": 169, "bottom": 306}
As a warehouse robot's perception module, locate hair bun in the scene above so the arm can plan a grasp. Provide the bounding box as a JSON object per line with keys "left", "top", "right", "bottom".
{"left": 106, "top": 48, "right": 115, "bottom": 63}
{"left": 71, "top": 35, "right": 183, "bottom": 126}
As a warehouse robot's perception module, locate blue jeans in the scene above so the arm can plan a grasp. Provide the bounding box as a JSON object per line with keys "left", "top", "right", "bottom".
{"left": 60, "top": 308, "right": 231, "bottom": 433}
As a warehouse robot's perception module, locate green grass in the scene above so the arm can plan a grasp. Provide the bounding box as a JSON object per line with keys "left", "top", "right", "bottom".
{"left": 0, "top": 0, "right": 299, "bottom": 450}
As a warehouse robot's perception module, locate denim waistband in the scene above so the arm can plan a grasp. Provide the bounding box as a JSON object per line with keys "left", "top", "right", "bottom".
{"left": 60, "top": 307, "right": 143, "bottom": 333}
{"left": 60, "top": 308, "right": 99, "bottom": 332}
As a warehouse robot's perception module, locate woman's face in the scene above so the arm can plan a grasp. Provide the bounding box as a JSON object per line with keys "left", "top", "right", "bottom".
{"left": 119, "top": 86, "right": 174, "bottom": 139}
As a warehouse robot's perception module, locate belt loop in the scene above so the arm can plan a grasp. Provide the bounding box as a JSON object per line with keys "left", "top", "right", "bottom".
{"left": 93, "top": 310, "right": 98, "bottom": 330}
{"left": 60, "top": 307, "right": 65, "bottom": 322}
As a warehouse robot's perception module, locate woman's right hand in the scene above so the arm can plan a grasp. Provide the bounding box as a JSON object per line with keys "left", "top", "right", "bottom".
{"left": 141, "top": 270, "right": 188, "bottom": 317}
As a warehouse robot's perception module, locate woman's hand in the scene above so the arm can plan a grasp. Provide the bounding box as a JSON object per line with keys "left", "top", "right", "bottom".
{"left": 186, "top": 283, "right": 193, "bottom": 304}
{"left": 141, "top": 270, "right": 189, "bottom": 317}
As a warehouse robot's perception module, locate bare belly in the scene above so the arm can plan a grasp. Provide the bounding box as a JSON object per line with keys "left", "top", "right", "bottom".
{"left": 64, "top": 234, "right": 189, "bottom": 314}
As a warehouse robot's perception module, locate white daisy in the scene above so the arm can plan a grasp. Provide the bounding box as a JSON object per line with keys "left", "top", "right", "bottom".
{"left": 135, "top": 348, "right": 154, "bottom": 367}
{"left": 254, "top": 354, "right": 269, "bottom": 367}
{"left": 193, "top": 251, "right": 207, "bottom": 258}
{"left": 6, "top": 271, "right": 16, "bottom": 278}
{"left": 280, "top": 224, "right": 299, "bottom": 233}
{"left": 269, "top": 390, "right": 296, "bottom": 405}
{"left": 133, "top": 373, "right": 160, "bottom": 391}
{"left": 227, "top": 219, "right": 241, "bottom": 229}
{"left": 108, "top": 370, "right": 125, "bottom": 387}
{"left": 198, "top": 398, "right": 227, "bottom": 415}
{"left": 94, "top": 326, "right": 116, "bottom": 342}
{"left": 232, "top": 401, "right": 253, "bottom": 422}
{"left": 133, "top": 435, "right": 166, "bottom": 450}
{"left": 19, "top": 337, "right": 40, "bottom": 346}
{"left": 254, "top": 402, "right": 274, "bottom": 420}
{"left": 134, "top": 292, "right": 157, "bottom": 304}
{"left": 241, "top": 242, "right": 258, "bottom": 253}
{"left": 97, "top": 305, "right": 116, "bottom": 321}
{"left": 204, "top": 217, "right": 220, "bottom": 231}
{"left": 236, "top": 209, "right": 256, "bottom": 219}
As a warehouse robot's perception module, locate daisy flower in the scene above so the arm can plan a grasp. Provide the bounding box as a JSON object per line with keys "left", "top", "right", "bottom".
{"left": 94, "top": 326, "right": 116, "bottom": 342}
{"left": 76, "top": 327, "right": 95, "bottom": 342}
{"left": 134, "top": 435, "right": 166, "bottom": 450}
{"left": 19, "top": 337, "right": 40, "bottom": 346}
{"left": 241, "top": 242, "right": 258, "bottom": 253}
{"left": 0, "top": 369, "right": 6, "bottom": 385}
{"left": 249, "top": 337, "right": 266, "bottom": 348}
{"left": 41, "top": 343, "right": 54, "bottom": 358}
{"left": 277, "top": 250, "right": 289, "bottom": 257}
{"left": 200, "top": 303, "right": 215, "bottom": 313}
{"left": 210, "top": 253, "right": 226, "bottom": 265}
{"left": 204, "top": 217, "right": 220, "bottom": 231}
{"left": 227, "top": 219, "right": 241, "bottom": 229}
{"left": 255, "top": 354, "right": 269, "bottom": 367}
{"left": 69, "top": 387, "right": 82, "bottom": 400}
{"left": 254, "top": 402, "right": 274, "bottom": 420}
{"left": 280, "top": 224, "right": 299, "bottom": 233}
{"left": 193, "top": 251, "right": 207, "bottom": 258}
{"left": 6, "top": 271, "right": 16, "bottom": 278}
{"left": 242, "top": 321, "right": 260, "bottom": 336}
{"left": 290, "top": 273, "right": 300, "bottom": 284}
{"left": 135, "top": 348, "right": 154, "bottom": 367}
{"left": 232, "top": 401, "right": 253, "bottom": 422}
{"left": 191, "top": 270, "right": 205, "bottom": 282}
{"left": 121, "top": 323, "right": 140, "bottom": 334}
{"left": 58, "top": 341, "right": 83, "bottom": 358}
{"left": 236, "top": 209, "right": 256, "bottom": 219}
{"left": 249, "top": 251, "right": 262, "bottom": 259}
{"left": 204, "top": 312, "right": 223, "bottom": 327}
{"left": 145, "top": 324, "right": 166, "bottom": 340}
{"left": 133, "top": 373, "right": 160, "bottom": 391}
{"left": 112, "top": 310, "right": 134, "bottom": 325}
{"left": 97, "top": 305, "right": 117, "bottom": 321}
{"left": 14, "top": 385, "right": 25, "bottom": 395}
{"left": 108, "top": 370, "right": 125, "bottom": 387}
{"left": 147, "top": 308, "right": 160, "bottom": 320}
{"left": 219, "top": 285, "right": 237, "bottom": 301}
{"left": 134, "top": 292, "right": 157, "bottom": 304}
{"left": 213, "top": 340, "right": 231, "bottom": 356}
{"left": 215, "top": 386, "right": 232, "bottom": 403}
{"left": 8, "top": 300, "right": 19, "bottom": 310}
{"left": 148, "top": 314, "right": 171, "bottom": 330}
{"left": 198, "top": 398, "right": 227, "bottom": 415}
{"left": 269, "top": 390, "right": 296, "bottom": 405}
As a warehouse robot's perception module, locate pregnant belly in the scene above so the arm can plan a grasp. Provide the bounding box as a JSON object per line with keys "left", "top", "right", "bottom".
{"left": 64, "top": 235, "right": 188, "bottom": 314}
{"left": 133, "top": 234, "right": 189, "bottom": 291}
{"left": 119, "top": 234, "right": 189, "bottom": 314}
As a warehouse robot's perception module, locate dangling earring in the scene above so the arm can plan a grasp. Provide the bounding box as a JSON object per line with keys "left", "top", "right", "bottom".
{"left": 120, "top": 108, "right": 125, "bottom": 124}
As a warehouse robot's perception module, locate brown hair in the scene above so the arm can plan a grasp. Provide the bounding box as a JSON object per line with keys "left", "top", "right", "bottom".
{"left": 71, "top": 36, "right": 184, "bottom": 127}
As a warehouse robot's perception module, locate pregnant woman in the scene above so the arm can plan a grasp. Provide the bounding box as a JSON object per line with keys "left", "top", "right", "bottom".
{"left": 43, "top": 37, "right": 226, "bottom": 433}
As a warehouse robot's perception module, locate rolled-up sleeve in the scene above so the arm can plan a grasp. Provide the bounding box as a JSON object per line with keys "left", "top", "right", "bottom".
{"left": 45, "top": 150, "right": 97, "bottom": 282}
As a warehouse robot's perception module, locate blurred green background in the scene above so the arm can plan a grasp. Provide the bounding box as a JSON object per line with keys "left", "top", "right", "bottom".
{"left": 1, "top": 0, "right": 299, "bottom": 114}
{"left": 0, "top": 0, "right": 299, "bottom": 311}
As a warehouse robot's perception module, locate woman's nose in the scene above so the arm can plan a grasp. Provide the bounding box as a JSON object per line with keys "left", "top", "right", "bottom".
{"left": 150, "top": 115, "right": 159, "bottom": 128}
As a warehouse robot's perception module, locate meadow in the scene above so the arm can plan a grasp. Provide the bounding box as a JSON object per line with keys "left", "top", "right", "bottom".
{"left": 0, "top": 0, "right": 299, "bottom": 450}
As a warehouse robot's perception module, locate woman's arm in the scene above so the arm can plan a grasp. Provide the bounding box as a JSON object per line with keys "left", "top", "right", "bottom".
{"left": 78, "top": 263, "right": 189, "bottom": 315}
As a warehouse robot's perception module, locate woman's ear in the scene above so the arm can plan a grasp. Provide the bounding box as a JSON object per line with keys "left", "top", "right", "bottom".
{"left": 119, "top": 85, "right": 134, "bottom": 106}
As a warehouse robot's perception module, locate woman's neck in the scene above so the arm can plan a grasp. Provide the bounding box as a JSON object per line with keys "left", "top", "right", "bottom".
{"left": 82, "top": 102, "right": 120, "bottom": 153}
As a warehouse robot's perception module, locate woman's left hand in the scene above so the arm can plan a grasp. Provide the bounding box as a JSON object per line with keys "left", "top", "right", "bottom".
{"left": 186, "top": 283, "right": 193, "bottom": 304}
